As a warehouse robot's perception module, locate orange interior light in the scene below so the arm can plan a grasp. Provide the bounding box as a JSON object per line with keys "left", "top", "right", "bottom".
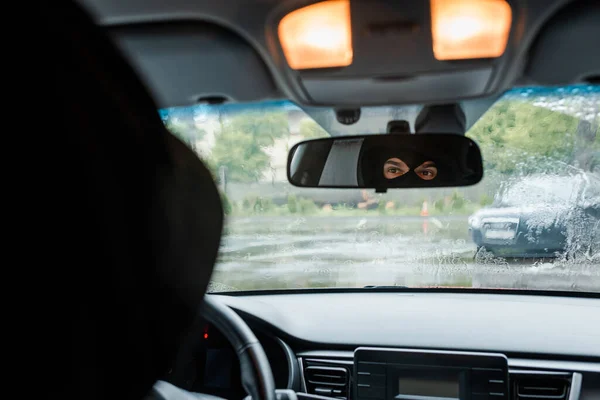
{"left": 431, "top": 0, "right": 512, "bottom": 60}
{"left": 278, "top": 0, "right": 353, "bottom": 70}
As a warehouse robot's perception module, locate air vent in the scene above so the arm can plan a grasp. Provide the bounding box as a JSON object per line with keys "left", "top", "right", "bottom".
{"left": 513, "top": 373, "right": 571, "bottom": 400}
{"left": 303, "top": 359, "right": 350, "bottom": 400}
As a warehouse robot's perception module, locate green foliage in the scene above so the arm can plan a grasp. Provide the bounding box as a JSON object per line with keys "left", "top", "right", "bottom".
{"left": 167, "top": 95, "right": 598, "bottom": 211}
{"left": 333, "top": 203, "right": 354, "bottom": 211}
{"left": 450, "top": 191, "right": 466, "bottom": 211}
{"left": 377, "top": 201, "right": 387, "bottom": 214}
{"left": 227, "top": 112, "right": 289, "bottom": 143}
{"left": 241, "top": 195, "right": 256, "bottom": 211}
{"left": 211, "top": 112, "right": 289, "bottom": 183}
{"left": 298, "top": 198, "right": 318, "bottom": 214}
{"left": 211, "top": 129, "right": 269, "bottom": 182}
{"left": 254, "top": 197, "right": 274, "bottom": 213}
{"left": 165, "top": 119, "right": 207, "bottom": 144}
{"left": 299, "top": 119, "right": 329, "bottom": 139}
{"left": 467, "top": 100, "right": 580, "bottom": 174}
{"left": 287, "top": 194, "right": 298, "bottom": 214}
{"left": 241, "top": 195, "right": 275, "bottom": 213}
{"left": 434, "top": 199, "right": 445, "bottom": 212}
{"left": 479, "top": 193, "right": 493, "bottom": 207}
{"left": 220, "top": 192, "right": 232, "bottom": 215}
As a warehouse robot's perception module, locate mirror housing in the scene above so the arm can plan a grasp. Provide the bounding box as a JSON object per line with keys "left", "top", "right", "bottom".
{"left": 287, "top": 134, "right": 483, "bottom": 190}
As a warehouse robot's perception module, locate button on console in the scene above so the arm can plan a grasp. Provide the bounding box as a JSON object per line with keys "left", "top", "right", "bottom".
{"left": 358, "top": 385, "right": 385, "bottom": 399}
{"left": 358, "top": 362, "right": 386, "bottom": 375}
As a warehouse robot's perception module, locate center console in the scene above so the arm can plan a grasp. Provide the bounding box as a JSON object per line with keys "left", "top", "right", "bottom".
{"left": 354, "top": 348, "right": 509, "bottom": 400}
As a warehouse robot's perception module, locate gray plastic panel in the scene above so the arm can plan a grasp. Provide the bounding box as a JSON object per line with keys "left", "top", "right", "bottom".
{"left": 302, "top": 69, "right": 493, "bottom": 107}
{"left": 526, "top": 0, "right": 600, "bottom": 85}
{"left": 111, "top": 23, "right": 281, "bottom": 107}
{"left": 214, "top": 292, "right": 600, "bottom": 358}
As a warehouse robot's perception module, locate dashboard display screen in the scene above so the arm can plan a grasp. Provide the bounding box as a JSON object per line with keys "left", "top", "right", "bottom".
{"left": 397, "top": 370, "right": 460, "bottom": 399}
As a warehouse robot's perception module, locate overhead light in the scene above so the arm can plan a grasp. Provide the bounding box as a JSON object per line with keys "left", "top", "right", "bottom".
{"left": 431, "top": 0, "right": 512, "bottom": 60}
{"left": 278, "top": 0, "right": 353, "bottom": 70}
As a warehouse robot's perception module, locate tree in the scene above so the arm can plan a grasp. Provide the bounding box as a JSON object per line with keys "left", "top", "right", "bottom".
{"left": 468, "top": 100, "right": 580, "bottom": 175}
{"left": 226, "top": 112, "right": 288, "bottom": 144}
{"left": 299, "top": 119, "right": 328, "bottom": 139}
{"left": 211, "top": 112, "right": 289, "bottom": 182}
{"left": 211, "top": 129, "right": 269, "bottom": 182}
{"left": 164, "top": 119, "right": 207, "bottom": 147}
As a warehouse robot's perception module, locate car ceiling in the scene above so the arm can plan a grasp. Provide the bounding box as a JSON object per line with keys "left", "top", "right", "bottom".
{"left": 79, "top": 0, "right": 598, "bottom": 130}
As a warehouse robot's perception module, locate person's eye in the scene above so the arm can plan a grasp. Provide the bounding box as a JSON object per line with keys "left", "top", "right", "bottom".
{"left": 415, "top": 165, "right": 437, "bottom": 180}
{"left": 388, "top": 167, "right": 399, "bottom": 173}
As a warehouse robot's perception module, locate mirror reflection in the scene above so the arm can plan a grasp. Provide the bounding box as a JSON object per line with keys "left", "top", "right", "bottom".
{"left": 288, "top": 134, "right": 483, "bottom": 189}
{"left": 383, "top": 158, "right": 438, "bottom": 181}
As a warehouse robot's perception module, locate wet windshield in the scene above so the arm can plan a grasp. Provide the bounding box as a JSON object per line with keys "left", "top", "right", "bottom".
{"left": 161, "top": 85, "right": 600, "bottom": 293}
{"left": 496, "top": 175, "right": 580, "bottom": 206}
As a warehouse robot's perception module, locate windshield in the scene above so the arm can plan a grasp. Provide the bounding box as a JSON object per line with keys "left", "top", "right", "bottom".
{"left": 496, "top": 175, "right": 580, "bottom": 206}
{"left": 161, "top": 85, "right": 600, "bottom": 293}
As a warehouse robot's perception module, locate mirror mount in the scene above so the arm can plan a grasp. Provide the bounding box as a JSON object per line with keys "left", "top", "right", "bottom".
{"left": 387, "top": 120, "right": 411, "bottom": 134}
{"left": 335, "top": 108, "right": 361, "bottom": 125}
{"left": 415, "top": 104, "right": 466, "bottom": 135}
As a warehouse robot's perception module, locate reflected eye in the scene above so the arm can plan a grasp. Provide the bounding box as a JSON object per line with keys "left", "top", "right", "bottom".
{"left": 414, "top": 161, "right": 438, "bottom": 181}
{"left": 383, "top": 158, "right": 410, "bottom": 179}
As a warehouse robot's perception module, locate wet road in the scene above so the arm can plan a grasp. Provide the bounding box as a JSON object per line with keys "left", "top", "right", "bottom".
{"left": 209, "top": 216, "right": 600, "bottom": 292}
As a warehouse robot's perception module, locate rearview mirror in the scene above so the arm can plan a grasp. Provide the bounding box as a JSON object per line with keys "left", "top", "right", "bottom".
{"left": 287, "top": 134, "right": 483, "bottom": 189}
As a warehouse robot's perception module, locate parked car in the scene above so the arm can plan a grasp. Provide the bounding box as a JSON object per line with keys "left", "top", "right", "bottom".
{"left": 469, "top": 173, "right": 600, "bottom": 259}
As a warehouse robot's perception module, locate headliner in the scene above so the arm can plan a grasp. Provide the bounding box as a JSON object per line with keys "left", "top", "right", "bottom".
{"left": 78, "top": 0, "right": 598, "bottom": 120}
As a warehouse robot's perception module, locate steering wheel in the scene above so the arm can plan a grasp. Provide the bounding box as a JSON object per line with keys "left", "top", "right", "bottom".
{"left": 150, "top": 296, "right": 277, "bottom": 400}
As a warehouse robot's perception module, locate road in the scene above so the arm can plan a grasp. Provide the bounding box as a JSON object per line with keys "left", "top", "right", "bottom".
{"left": 208, "top": 216, "right": 600, "bottom": 293}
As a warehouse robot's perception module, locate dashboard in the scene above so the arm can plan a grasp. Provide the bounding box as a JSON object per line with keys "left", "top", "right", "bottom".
{"left": 165, "top": 291, "right": 600, "bottom": 400}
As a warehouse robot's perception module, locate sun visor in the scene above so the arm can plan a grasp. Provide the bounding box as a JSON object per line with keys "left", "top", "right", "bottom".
{"left": 302, "top": 68, "right": 492, "bottom": 105}
{"left": 111, "top": 23, "right": 281, "bottom": 108}
{"left": 525, "top": 0, "right": 600, "bottom": 85}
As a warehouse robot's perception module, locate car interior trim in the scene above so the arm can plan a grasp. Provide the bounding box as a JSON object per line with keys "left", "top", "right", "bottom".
{"left": 297, "top": 354, "right": 590, "bottom": 400}
{"left": 277, "top": 337, "right": 301, "bottom": 390}
{"left": 568, "top": 372, "right": 583, "bottom": 400}
{"left": 296, "top": 351, "right": 600, "bottom": 373}
{"left": 216, "top": 287, "right": 600, "bottom": 299}
{"left": 298, "top": 357, "right": 307, "bottom": 393}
